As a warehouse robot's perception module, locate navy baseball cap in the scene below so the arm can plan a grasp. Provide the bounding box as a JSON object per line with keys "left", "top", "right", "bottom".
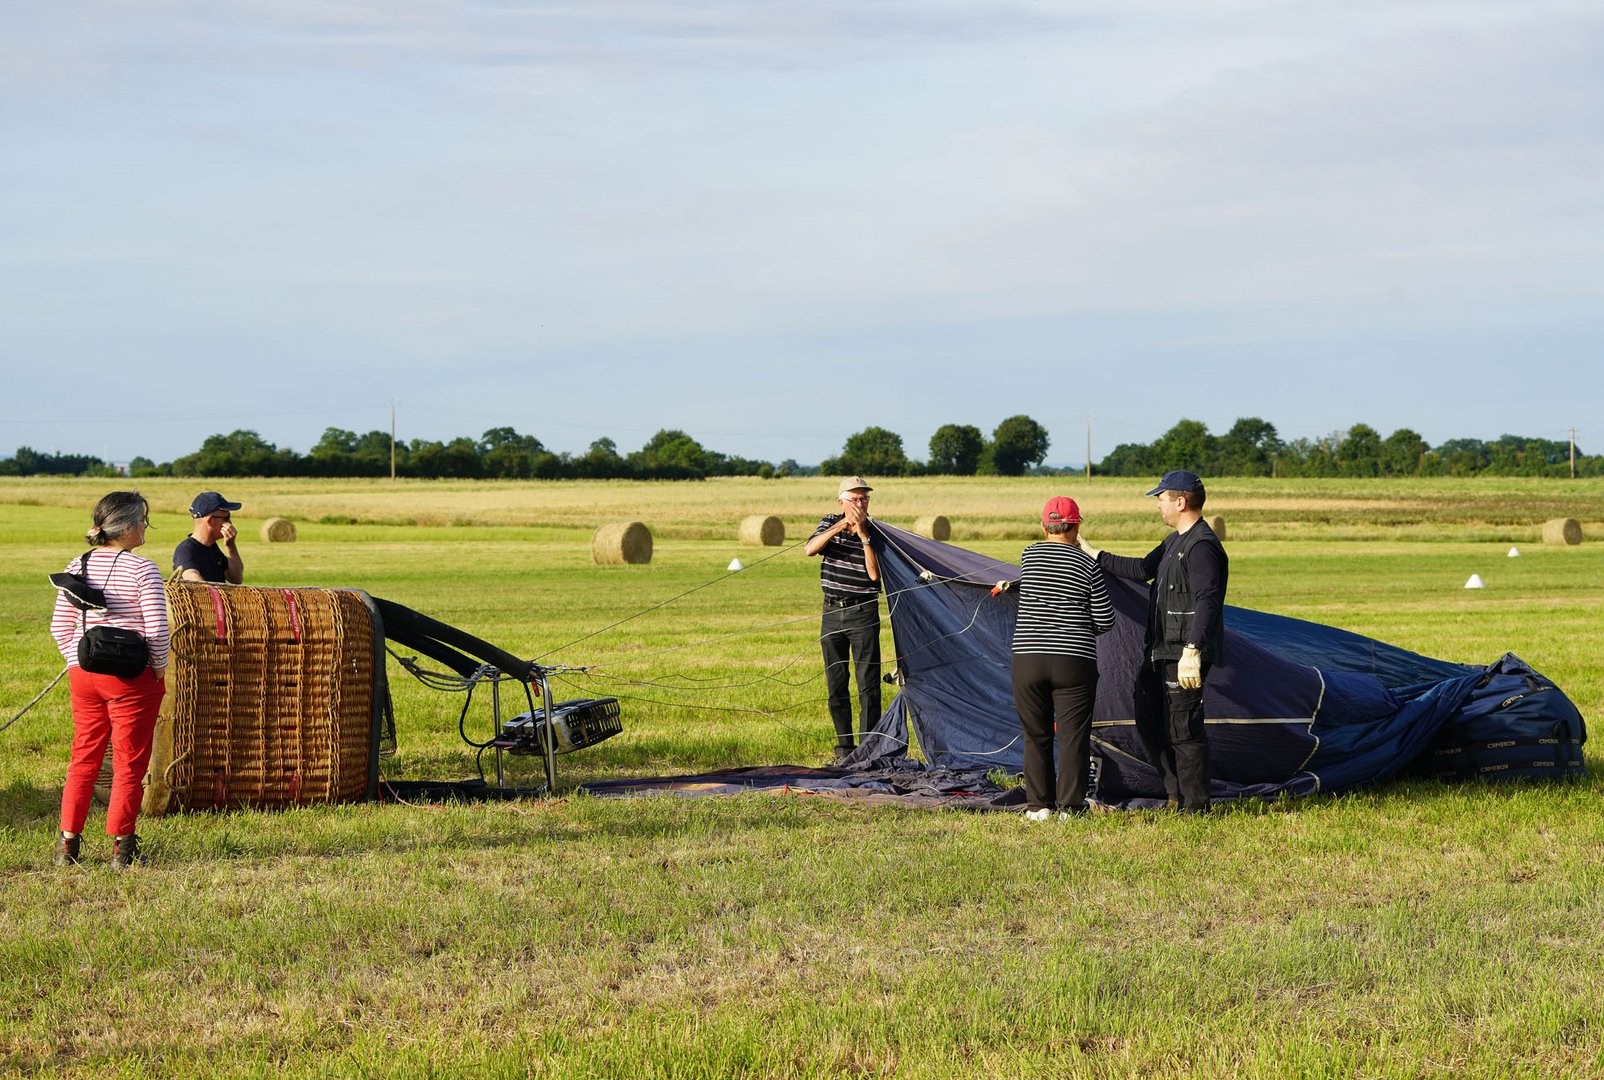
{"left": 1144, "top": 470, "right": 1204, "bottom": 497}
{"left": 189, "top": 491, "right": 242, "bottom": 517}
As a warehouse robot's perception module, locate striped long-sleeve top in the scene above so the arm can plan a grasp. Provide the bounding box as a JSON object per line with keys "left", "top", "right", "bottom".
{"left": 50, "top": 549, "right": 170, "bottom": 670}
{"left": 1011, "top": 541, "right": 1115, "bottom": 659}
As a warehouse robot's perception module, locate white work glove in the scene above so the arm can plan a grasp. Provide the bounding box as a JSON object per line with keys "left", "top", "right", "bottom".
{"left": 1075, "top": 534, "right": 1101, "bottom": 559}
{"left": 1178, "top": 645, "right": 1203, "bottom": 690}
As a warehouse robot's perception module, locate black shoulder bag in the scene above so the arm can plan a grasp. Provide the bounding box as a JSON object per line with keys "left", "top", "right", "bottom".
{"left": 61, "top": 551, "right": 150, "bottom": 678}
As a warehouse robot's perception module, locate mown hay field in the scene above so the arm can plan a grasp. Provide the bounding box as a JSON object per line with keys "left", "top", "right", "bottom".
{"left": 2, "top": 476, "right": 1603, "bottom": 1078}
{"left": 5, "top": 473, "right": 1601, "bottom": 541}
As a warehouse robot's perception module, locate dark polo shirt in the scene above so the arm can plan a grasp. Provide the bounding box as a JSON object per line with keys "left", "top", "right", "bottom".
{"left": 173, "top": 537, "right": 229, "bottom": 583}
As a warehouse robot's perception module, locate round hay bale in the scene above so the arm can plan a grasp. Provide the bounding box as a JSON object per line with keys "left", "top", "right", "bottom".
{"left": 1542, "top": 518, "right": 1582, "bottom": 546}
{"left": 593, "top": 521, "right": 653, "bottom": 564}
{"left": 1209, "top": 516, "right": 1227, "bottom": 541}
{"left": 739, "top": 515, "right": 785, "bottom": 547}
{"left": 915, "top": 515, "right": 952, "bottom": 541}
{"left": 261, "top": 517, "right": 297, "bottom": 543}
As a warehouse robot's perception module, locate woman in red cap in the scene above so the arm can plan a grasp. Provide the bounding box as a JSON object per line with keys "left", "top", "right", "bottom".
{"left": 1006, "top": 496, "right": 1114, "bottom": 819}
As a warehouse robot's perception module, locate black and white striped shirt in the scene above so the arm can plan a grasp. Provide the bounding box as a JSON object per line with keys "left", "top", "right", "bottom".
{"left": 811, "top": 515, "right": 880, "bottom": 603}
{"left": 1011, "top": 541, "right": 1114, "bottom": 658}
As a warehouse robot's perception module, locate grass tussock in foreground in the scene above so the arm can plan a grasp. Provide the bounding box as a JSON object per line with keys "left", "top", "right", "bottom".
{"left": 2, "top": 479, "right": 1603, "bottom": 1078}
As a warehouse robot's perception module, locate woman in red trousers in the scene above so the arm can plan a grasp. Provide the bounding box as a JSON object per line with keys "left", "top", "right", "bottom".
{"left": 49, "top": 491, "right": 170, "bottom": 868}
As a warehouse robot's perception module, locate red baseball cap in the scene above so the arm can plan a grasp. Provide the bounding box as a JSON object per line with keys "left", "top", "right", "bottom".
{"left": 1042, "top": 496, "right": 1081, "bottom": 526}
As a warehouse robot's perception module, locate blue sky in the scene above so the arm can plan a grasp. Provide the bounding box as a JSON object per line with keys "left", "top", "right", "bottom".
{"left": 2, "top": 1, "right": 1600, "bottom": 466}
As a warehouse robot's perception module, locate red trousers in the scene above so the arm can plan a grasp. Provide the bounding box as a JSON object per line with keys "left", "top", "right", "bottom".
{"left": 62, "top": 666, "right": 165, "bottom": 838}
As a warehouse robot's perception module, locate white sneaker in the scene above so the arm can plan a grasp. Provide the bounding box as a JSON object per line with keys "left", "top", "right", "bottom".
{"left": 1023, "top": 807, "right": 1053, "bottom": 822}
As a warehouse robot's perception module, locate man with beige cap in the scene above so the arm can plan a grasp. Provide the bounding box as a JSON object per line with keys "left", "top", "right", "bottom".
{"left": 805, "top": 476, "right": 882, "bottom": 762}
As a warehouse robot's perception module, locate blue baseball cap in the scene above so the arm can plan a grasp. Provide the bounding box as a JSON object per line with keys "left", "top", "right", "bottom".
{"left": 190, "top": 491, "right": 242, "bottom": 517}
{"left": 1144, "top": 470, "right": 1204, "bottom": 497}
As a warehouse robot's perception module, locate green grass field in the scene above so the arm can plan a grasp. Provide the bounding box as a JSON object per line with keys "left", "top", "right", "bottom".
{"left": 2, "top": 476, "right": 1602, "bottom": 1078}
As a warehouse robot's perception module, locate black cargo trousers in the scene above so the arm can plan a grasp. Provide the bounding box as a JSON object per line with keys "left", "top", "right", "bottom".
{"left": 1133, "top": 656, "right": 1212, "bottom": 811}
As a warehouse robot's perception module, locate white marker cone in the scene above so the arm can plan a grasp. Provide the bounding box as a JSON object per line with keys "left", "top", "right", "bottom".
{"left": 727, "top": 558, "right": 745, "bottom": 571}
{"left": 1507, "top": 547, "right": 1520, "bottom": 557}
{"left": 1464, "top": 573, "right": 1485, "bottom": 589}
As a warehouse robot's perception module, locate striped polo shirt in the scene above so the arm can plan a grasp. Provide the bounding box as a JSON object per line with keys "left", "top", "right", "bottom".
{"left": 1011, "top": 541, "right": 1114, "bottom": 658}
{"left": 811, "top": 515, "right": 880, "bottom": 603}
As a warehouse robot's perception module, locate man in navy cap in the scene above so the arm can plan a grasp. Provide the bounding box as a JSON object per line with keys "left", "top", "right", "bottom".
{"left": 174, "top": 491, "right": 245, "bottom": 584}
{"left": 1077, "top": 469, "right": 1227, "bottom": 811}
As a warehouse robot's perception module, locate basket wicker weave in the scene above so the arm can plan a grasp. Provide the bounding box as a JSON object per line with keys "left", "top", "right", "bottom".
{"left": 144, "top": 581, "right": 381, "bottom": 815}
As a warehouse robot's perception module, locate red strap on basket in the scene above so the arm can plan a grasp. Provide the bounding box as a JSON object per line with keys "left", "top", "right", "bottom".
{"left": 281, "top": 590, "right": 302, "bottom": 642}
{"left": 206, "top": 586, "right": 227, "bottom": 641}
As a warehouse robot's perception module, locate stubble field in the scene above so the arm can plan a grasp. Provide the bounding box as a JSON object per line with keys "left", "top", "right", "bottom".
{"left": 1, "top": 475, "right": 1602, "bottom": 1078}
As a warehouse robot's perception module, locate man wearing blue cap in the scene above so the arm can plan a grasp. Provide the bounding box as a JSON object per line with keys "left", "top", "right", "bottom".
{"left": 1077, "top": 469, "right": 1227, "bottom": 811}
{"left": 174, "top": 491, "right": 245, "bottom": 584}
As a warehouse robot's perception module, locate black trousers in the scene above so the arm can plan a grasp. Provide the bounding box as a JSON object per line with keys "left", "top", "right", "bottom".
{"left": 821, "top": 599, "right": 881, "bottom": 750}
{"left": 1133, "top": 657, "right": 1212, "bottom": 811}
{"left": 1011, "top": 654, "right": 1099, "bottom": 811}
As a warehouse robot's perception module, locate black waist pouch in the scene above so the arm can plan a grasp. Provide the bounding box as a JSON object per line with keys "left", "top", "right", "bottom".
{"left": 78, "top": 626, "right": 149, "bottom": 678}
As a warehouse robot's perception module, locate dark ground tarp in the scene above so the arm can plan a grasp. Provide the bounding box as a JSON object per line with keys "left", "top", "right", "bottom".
{"left": 580, "top": 764, "right": 1022, "bottom": 810}
{"left": 582, "top": 523, "right": 1585, "bottom": 809}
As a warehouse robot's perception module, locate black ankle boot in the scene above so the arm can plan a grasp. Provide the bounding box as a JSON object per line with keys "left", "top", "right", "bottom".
{"left": 54, "top": 832, "right": 81, "bottom": 867}
{"left": 110, "top": 834, "right": 144, "bottom": 869}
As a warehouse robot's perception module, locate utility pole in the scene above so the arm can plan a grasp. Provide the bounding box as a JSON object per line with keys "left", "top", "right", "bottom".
{"left": 1084, "top": 415, "right": 1092, "bottom": 481}
{"left": 390, "top": 400, "right": 397, "bottom": 481}
{"left": 1571, "top": 427, "right": 1577, "bottom": 480}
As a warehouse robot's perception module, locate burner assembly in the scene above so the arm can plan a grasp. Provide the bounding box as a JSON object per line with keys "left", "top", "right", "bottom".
{"left": 496, "top": 698, "right": 623, "bottom": 756}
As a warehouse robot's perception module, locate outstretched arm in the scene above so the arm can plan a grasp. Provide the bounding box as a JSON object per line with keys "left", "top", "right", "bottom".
{"left": 1096, "top": 539, "right": 1164, "bottom": 583}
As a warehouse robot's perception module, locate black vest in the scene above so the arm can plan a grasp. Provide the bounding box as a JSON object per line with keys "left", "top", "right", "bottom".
{"left": 1152, "top": 520, "right": 1228, "bottom": 663}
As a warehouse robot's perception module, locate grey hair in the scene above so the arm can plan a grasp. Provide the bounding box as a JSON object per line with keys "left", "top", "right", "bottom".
{"left": 86, "top": 491, "right": 149, "bottom": 547}
{"left": 1044, "top": 521, "right": 1076, "bottom": 536}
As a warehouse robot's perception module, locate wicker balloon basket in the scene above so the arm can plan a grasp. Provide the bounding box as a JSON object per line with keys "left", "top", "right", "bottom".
{"left": 144, "top": 581, "right": 385, "bottom": 816}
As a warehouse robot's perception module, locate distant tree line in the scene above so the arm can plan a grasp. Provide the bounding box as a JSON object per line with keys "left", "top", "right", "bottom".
{"left": 820, "top": 415, "right": 1054, "bottom": 477}
{"left": 0, "top": 415, "right": 1057, "bottom": 481}
{"left": 0, "top": 447, "right": 118, "bottom": 478}
{"left": 1097, "top": 419, "right": 1600, "bottom": 478}
{"left": 2, "top": 414, "right": 1594, "bottom": 480}
{"left": 0, "top": 428, "right": 788, "bottom": 481}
